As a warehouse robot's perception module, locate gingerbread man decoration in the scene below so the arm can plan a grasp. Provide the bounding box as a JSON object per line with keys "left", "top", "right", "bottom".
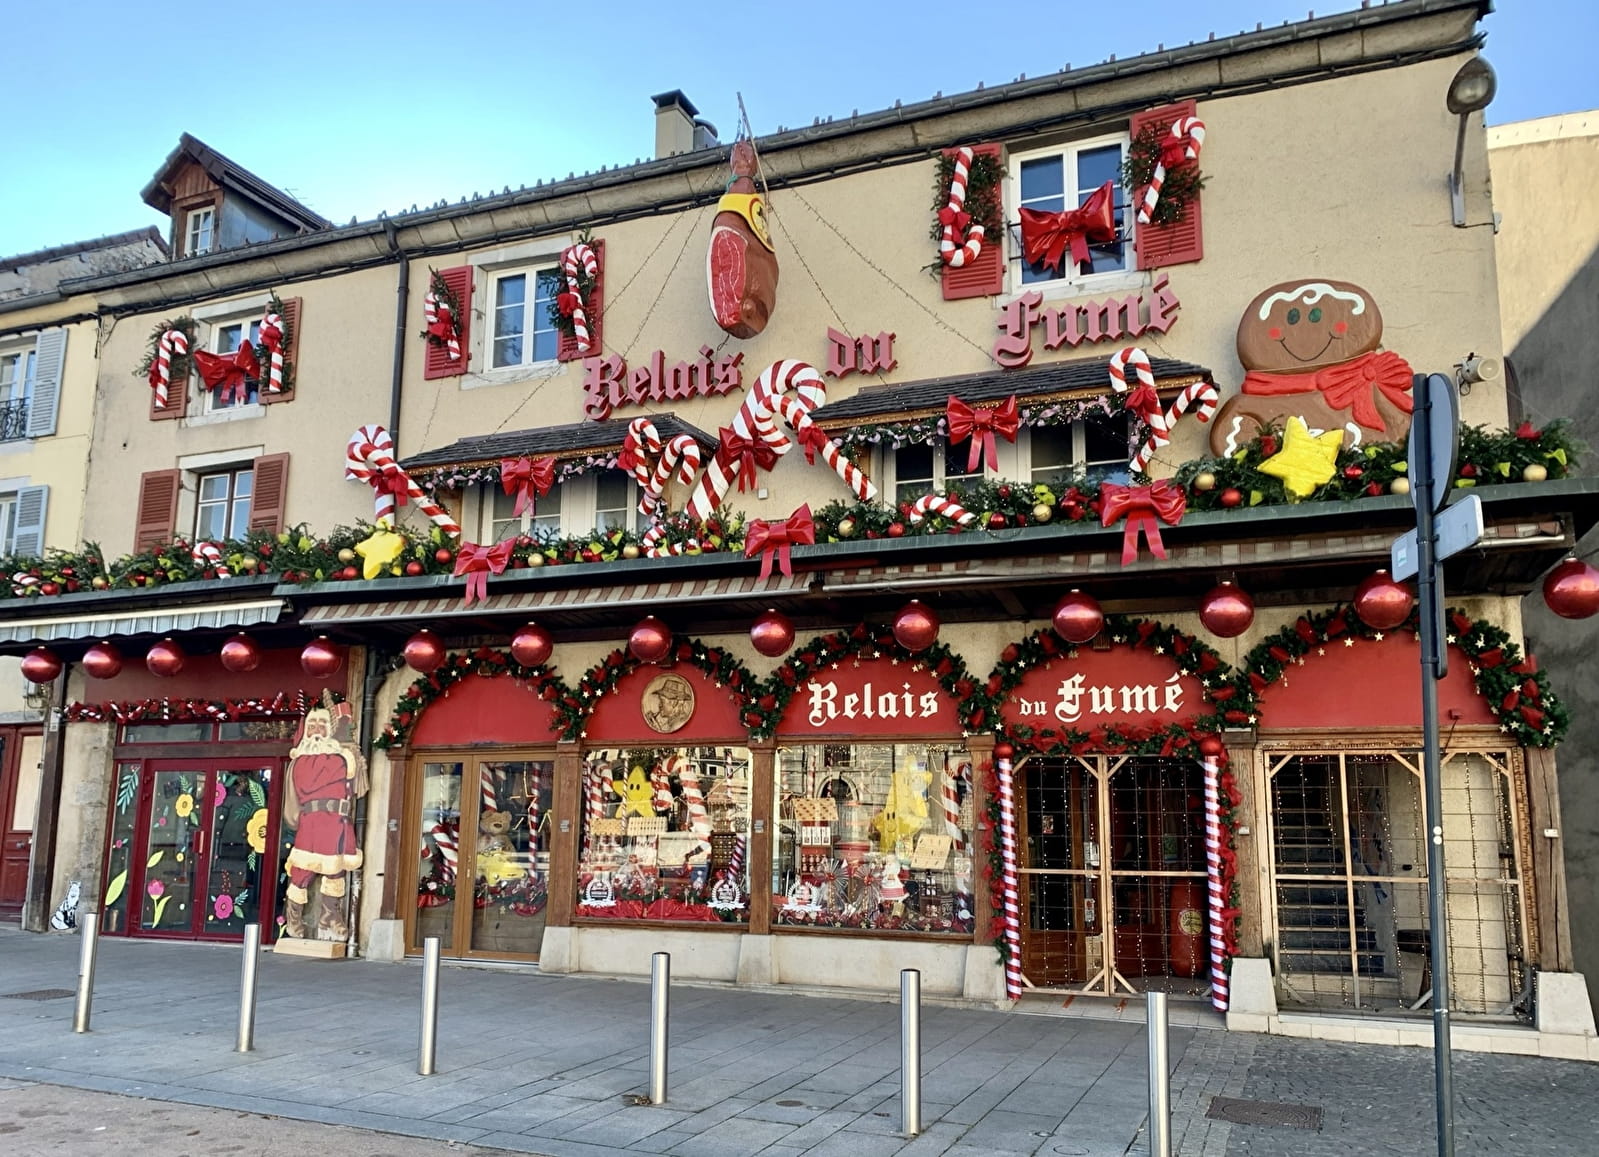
{"left": 1209, "top": 279, "right": 1414, "bottom": 456}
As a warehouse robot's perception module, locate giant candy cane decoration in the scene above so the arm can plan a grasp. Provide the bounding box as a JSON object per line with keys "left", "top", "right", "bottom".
{"left": 149, "top": 328, "right": 188, "bottom": 409}
{"left": 673, "top": 755, "right": 712, "bottom": 860}
{"left": 1108, "top": 347, "right": 1219, "bottom": 474}
{"left": 344, "top": 424, "right": 462, "bottom": 535}
{"left": 622, "top": 419, "right": 703, "bottom": 519}
{"left": 1137, "top": 116, "right": 1206, "bottom": 225}
{"left": 1202, "top": 753, "right": 1229, "bottom": 1011}
{"left": 995, "top": 746, "right": 1024, "bottom": 1001}
{"left": 258, "top": 311, "right": 286, "bottom": 394}
{"left": 938, "top": 146, "right": 986, "bottom": 268}
{"left": 558, "top": 243, "right": 599, "bottom": 354}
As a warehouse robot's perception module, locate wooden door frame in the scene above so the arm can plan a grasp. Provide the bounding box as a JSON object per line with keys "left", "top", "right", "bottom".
{"left": 0, "top": 724, "right": 43, "bottom": 918}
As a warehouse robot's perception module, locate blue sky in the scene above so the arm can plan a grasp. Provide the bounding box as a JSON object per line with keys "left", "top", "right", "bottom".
{"left": 4, "top": 0, "right": 1594, "bottom": 258}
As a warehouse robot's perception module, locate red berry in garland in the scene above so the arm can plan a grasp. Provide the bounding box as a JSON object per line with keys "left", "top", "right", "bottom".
{"left": 1343, "top": 465, "right": 1364, "bottom": 479}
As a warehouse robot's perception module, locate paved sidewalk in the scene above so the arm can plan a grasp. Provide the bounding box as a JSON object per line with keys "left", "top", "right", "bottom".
{"left": 3, "top": 927, "right": 1597, "bottom": 1155}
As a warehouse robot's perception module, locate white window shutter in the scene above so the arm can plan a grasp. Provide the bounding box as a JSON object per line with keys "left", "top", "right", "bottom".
{"left": 25, "top": 329, "right": 66, "bottom": 439}
{"left": 12, "top": 485, "right": 48, "bottom": 557}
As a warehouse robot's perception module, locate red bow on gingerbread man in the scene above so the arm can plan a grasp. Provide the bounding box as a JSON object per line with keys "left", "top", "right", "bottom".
{"left": 946, "top": 395, "right": 1020, "bottom": 473}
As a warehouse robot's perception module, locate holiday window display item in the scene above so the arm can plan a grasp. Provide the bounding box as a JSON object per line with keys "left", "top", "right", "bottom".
{"left": 992, "top": 742, "right": 1023, "bottom": 1000}
{"left": 892, "top": 600, "right": 940, "bottom": 653}
{"left": 553, "top": 242, "right": 600, "bottom": 354}
{"left": 750, "top": 608, "right": 796, "bottom": 658}
{"left": 421, "top": 268, "right": 463, "bottom": 362}
{"left": 1199, "top": 582, "right": 1255, "bottom": 639}
{"left": 1052, "top": 590, "right": 1103, "bottom": 645}
{"left": 146, "top": 638, "right": 186, "bottom": 678}
{"left": 1544, "top": 557, "right": 1599, "bottom": 620}
{"left": 1018, "top": 181, "right": 1117, "bottom": 276}
{"left": 403, "top": 630, "right": 446, "bottom": 673}
{"left": 1125, "top": 115, "right": 1207, "bottom": 226}
{"left": 1255, "top": 416, "right": 1344, "bottom": 499}
{"left": 907, "top": 493, "right": 975, "bottom": 526}
{"left": 510, "top": 622, "right": 554, "bottom": 667}
{"left": 708, "top": 139, "right": 778, "bottom": 338}
{"left": 1210, "top": 279, "right": 1414, "bottom": 456}
{"left": 1353, "top": 569, "right": 1413, "bottom": 630}
{"left": 82, "top": 641, "right": 123, "bottom": 680}
{"left": 300, "top": 636, "right": 345, "bottom": 677}
{"left": 282, "top": 695, "right": 368, "bottom": 942}
{"left": 21, "top": 647, "right": 62, "bottom": 684}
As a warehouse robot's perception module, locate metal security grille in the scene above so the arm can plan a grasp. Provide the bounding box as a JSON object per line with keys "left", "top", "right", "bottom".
{"left": 1017, "top": 755, "right": 1211, "bottom": 999}
{"left": 1264, "top": 746, "right": 1531, "bottom": 1019}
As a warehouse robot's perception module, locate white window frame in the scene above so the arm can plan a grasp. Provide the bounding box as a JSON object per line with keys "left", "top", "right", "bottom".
{"left": 1022, "top": 418, "right": 1135, "bottom": 489}
{"left": 184, "top": 301, "right": 268, "bottom": 424}
{"left": 486, "top": 265, "right": 563, "bottom": 373}
{"left": 0, "top": 346, "right": 35, "bottom": 441}
{"left": 186, "top": 206, "right": 216, "bottom": 256}
{"left": 878, "top": 436, "right": 1020, "bottom": 506}
{"left": 1006, "top": 131, "right": 1142, "bottom": 298}
{"left": 468, "top": 471, "right": 646, "bottom": 541}
{"left": 193, "top": 464, "right": 255, "bottom": 542}
{"left": 0, "top": 492, "right": 17, "bottom": 554}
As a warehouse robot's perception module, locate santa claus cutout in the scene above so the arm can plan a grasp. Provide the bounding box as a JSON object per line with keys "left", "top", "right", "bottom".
{"left": 282, "top": 694, "right": 367, "bottom": 942}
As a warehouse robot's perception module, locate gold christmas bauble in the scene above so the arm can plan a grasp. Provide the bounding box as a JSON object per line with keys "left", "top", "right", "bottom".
{"left": 1194, "top": 471, "right": 1217, "bottom": 492}
{"left": 1032, "top": 503, "right": 1053, "bottom": 523}
{"left": 1523, "top": 463, "right": 1548, "bottom": 483}
{"left": 1389, "top": 477, "right": 1411, "bottom": 495}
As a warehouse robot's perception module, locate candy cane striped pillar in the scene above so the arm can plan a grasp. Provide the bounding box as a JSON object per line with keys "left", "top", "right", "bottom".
{"left": 1202, "top": 753, "right": 1229, "bottom": 1011}
{"left": 994, "top": 744, "right": 1023, "bottom": 1001}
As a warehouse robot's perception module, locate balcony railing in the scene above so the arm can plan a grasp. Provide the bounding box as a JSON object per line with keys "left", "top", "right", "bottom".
{"left": 0, "top": 399, "right": 29, "bottom": 442}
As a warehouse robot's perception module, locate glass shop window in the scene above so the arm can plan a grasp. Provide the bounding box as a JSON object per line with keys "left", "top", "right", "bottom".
{"left": 774, "top": 743, "right": 976, "bottom": 935}
{"left": 574, "top": 746, "right": 752, "bottom": 923}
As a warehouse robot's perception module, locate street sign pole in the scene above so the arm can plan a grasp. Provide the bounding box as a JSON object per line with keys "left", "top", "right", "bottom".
{"left": 1412, "top": 372, "right": 1455, "bottom": 1157}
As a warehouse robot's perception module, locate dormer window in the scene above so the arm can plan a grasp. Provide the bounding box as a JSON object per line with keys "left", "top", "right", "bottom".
{"left": 186, "top": 206, "right": 215, "bottom": 256}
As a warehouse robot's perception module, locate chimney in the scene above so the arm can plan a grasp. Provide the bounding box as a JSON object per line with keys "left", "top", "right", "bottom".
{"left": 652, "top": 90, "right": 700, "bottom": 159}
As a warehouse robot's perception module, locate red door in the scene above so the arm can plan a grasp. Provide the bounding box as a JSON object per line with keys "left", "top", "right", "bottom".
{"left": 0, "top": 726, "right": 43, "bottom": 920}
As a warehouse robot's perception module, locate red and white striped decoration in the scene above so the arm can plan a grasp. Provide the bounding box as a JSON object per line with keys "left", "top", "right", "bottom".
{"left": 726, "top": 833, "right": 746, "bottom": 884}
{"left": 257, "top": 311, "right": 286, "bottom": 393}
{"left": 1137, "top": 116, "right": 1206, "bottom": 225}
{"left": 941, "top": 758, "right": 968, "bottom": 853}
{"left": 1108, "top": 347, "right": 1220, "bottom": 473}
{"left": 559, "top": 243, "right": 599, "bottom": 354}
{"left": 149, "top": 328, "right": 188, "bottom": 408}
{"left": 526, "top": 771, "right": 541, "bottom": 848}
{"left": 1202, "top": 753, "right": 1229, "bottom": 1011}
{"left": 641, "top": 523, "right": 698, "bottom": 558}
{"left": 650, "top": 762, "right": 674, "bottom": 815}
{"left": 430, "top": 822, "right": 458, "bottom": 882}
{"left": 584, "top": 763, "right": 609, "bottom": 824}
{"left": 995, "top": 749, "right": 1024, "bottom": 1001}
{"left": 623, "top": 419, "right": 663, "bottom": 487}
{"left": 423, "top": 291, "right": 460, "bottom": 361}
{"left": 938, "top": 146, "right": 986, "bottom": 268}
{"left": 907, "top": 494, "right": 976, "bottom": 526}
{"left": 675, "top": 756, "right": 712, "bottom": 859}
{"left": 480, "top": 766, "right": 499, "bottom": 816}
{"left": 644, "top": 435, "right": 703, "bottom": 518}
{"left": 191, "top": 542, "right": 230, "bottom": 578}
{"left": 344, "top": 424, "right": 462, "bottom": 535}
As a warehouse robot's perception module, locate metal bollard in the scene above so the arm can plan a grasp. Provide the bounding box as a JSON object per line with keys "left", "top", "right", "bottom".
{"left": 418, "top": 937, "right": 441, "bottom": 1076}
{"left": 649, "top": 952, "right": 670, "bottom": 1104}
{"left": 1146, "top": 991, "right": 1172, "bottom": 1157}
{"left": 236, "top": 924, "right": 261, "bottom": 1052}
{"left": 901, "top": 968, "right": 922, "bottom": 1136}
{"left": 72, "top": 911, "right": 99, "bottom": 1034}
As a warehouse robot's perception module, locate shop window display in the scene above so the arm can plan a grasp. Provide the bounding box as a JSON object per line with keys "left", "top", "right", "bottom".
{"left": 775, "top": 743, "right": 975, "bottom": 934}
{"left": 575, "top": 747, "right": 752, "bottom": 922}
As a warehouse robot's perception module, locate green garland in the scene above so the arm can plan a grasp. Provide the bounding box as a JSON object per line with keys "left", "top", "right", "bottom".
{"left": 555, "top": 636, "right": 758, "bottom": 740}
{"left": 1121, "top": 122, "right": 1207, "bottom": 227}
{"left": 751, "top": 622, "right": 991, "bottom": 740}
{"left": 376, "top": 647, "right": 563, "bottom": 749}
{"left": 133, "top": 316, "right": 198, "bottom": 389}
{"left": 1228, "top": 605, "right": 1568, "bottom": 746}
{"left": 929, "top": 149, "right": 1003, "bottom": 259}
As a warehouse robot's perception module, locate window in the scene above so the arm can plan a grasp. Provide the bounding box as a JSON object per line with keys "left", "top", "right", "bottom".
{"left": 201, "top": 319, "right": 262, "bottom": 412}
{"left": 0, "top": 348, "right": 34, "bottom": 441}
{"left": 490, "top": 269, "right": 561, "bottom": 368}
{"left": 1027, "top": 415, "right": 1133, "bottom": 489}
{"left": 479, "top": 469, "right": 642, "bottom": 541}
{"left": 892, "top": 441, "right": 986, "bottom": 506}
{"left": 196, "top": 467, "right": 253, "bottom": 541}
{"left": 1011, "top": 133, "right": 1131, "bottom": 287}
{"left": 0, "top": 493, "right": 17, "bottom": 554}
{"left": 186, "top": 207, "right": 215, "bottom": 256}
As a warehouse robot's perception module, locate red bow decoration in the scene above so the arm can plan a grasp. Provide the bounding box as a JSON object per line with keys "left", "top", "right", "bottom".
{"left": 453, "top": 540, "right": 514, "bottom": 606}
{"left": 1100, "top": 480, "right": 1187, "bottom": 566}
{"left": 797, "top": 422, "right": 832, "bottom": 466}
{"left": 716, "top": 427, "right": 780, "bottom": 492}
{"left": 946, "top": 395, "right": 1020, "bottom": 473}
{"left": 937, "top": 204, "right": 971, "bottom": 231}
{"left": 1240, "top": 351, "right": 1414, "bottom": 434}
{"left": 557, "top": 291, "right": 582, "bottom": 317}
{"left": 1158, "top": 135, "right": 1196, "bottom": 170}
{"left": 744, "top": 504, "right": 815, "bottom": 579}
{"left": 426, "top": 302, "right": 455, "bottom": 343}
{"left": 372, "top": 465, "right": 411, "bottom": 507}
{"left": 501, "top": 456, "right": 555, "bottom": 517}
{"left": 1018, "top": 181, "right": 1118, "bottom": 275}
{"left": 192, "top": 342, "right": 259, "bottom": 405}
{"left": 258, "top": 317, "right": 284, "bottom": 357}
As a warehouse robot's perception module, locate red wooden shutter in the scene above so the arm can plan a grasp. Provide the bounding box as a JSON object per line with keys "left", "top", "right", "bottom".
{"left": 941, "top": 144, "right": 1005, "bottom": 301}
{"left": 423, "top": 265, "right": 474, "bottom": 380}
{"left": 1131, "top": 100, "right": 1204, "bottom": 270}
{"left": 134, "top": 469, "right": 181, "bottom": 550}
{"left": 150, "top": 357, "right": 189, "bottom": 421}
{"left": 261, "top": 297, "right": 301, "bottom": 405}
{"left": 248, "top": 452, "right": 291, "bottom": 534}
{"left": 558, "top": 239, "right": 605, "bottom": 362}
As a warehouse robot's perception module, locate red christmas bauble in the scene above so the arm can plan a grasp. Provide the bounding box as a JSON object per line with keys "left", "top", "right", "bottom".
{"left": 1198, "top": 734, "right": 1225, "bottom": 758}
{"left": 146, "top": 638, "right": 186, "bottom": 678}
{"left": 403, "top": 630, "right": 446, "bottom": 673}
{"left": 1543, "top": 557, "right": 1599, "bottom": 620}
{"left": 300, "top": 636, "right": 345, "bottom": 677}
{"left": 893, "top": 600, "right": 940, "bottom": 653}
{"left": 511, "top": 622, "right": 554, "bottom": 667}
{"left": 82, "top": 642, "right": 123, "bottom": 680}
{"left": 1199, "top": 582, "right": 1255, "bottom": 639}
{"left": 629, "top": 616, "right": 673, "bottom": 664}
{"left": 1219, "top": 488, "right": 1244, "bottom": 508}
{"left": 21, "top": 647, "right": 62, "bottom": 684}
{"left": 219, "top": 633, "right": 262, "bottom": 673}
{"left": 1052, "top": 590, "right": 1103, "bottom": 644}
{"left": 750, "top": 609, "right": 796, "bottom": 658}
{"left": 1354, "top": 570, "right": 1414, "bottom": 630}
{"left": 993, "top": 742, "right": 1015, "bottom": 762}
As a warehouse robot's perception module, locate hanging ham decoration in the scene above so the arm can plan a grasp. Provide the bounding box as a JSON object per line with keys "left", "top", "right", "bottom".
{"left": 707, "top": 140, "right": 778, "bottom": 339}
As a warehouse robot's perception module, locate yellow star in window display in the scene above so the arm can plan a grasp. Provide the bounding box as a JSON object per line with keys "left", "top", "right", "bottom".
{"left": 1256, "top": 416, "right": 1345, "bottom": 499}
{"left": 354, "top": 526, "right": 407, "bottom": 580}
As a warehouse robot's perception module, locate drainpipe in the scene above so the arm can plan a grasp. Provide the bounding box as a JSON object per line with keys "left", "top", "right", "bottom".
{"left": 347, "top": 644, "right": 385, "bottom": 958}
{"left": 384, "top": 219, "right": 408, "bottom": 443}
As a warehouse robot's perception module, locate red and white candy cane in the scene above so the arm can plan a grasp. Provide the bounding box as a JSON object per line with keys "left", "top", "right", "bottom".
{"left": 650, "top": 762, "right": 674, "bottom": 815}
{"left": 622, "top": 419, "right": 663, "bottom": 488}
{"left": 423, "top": 291, "right": 460, "bottom": 361}
{"left": 675, "top": 756, "right": 712, "bottom": 858}
{"left": 995, "top": 747, "right": 1024, "bottom": 1001}
{"left": 725, "top": 834, "right": 746, "bottom": 884}
{"left": 1137, "top": 116, "right": 1206, "bottom": 225}
{"left": 481, "top": 766, "right": 499, "bottom": 816}
{"left": 773, "top": 394, "right": 877, "bottom": 503}
{"left": 257, "top": 311, "right": 286, "bottom": 394}
{"left": 192, "top": 542, "right": 231, "bottom": 578}
{"left": 149, "top": 328, "right": 188, "bottom": 408}
{"left": 938, "top": 146, "right": 986, "bottom": 267}
{"left": 430, "top": 822, "right": 458, "bottom": 882}
{"left": 1203, "top": 753, "right": 1229, "bottom": 1011}
{"left": 644, "top": 435, "right": 703, "bottom": 518}
{"left": 940, "top": 758, "right": 967, "bottom": 854}
{"left": 641, "top": 523, "right": 699, "bottom": 559}
{"left": 344, "top": 424, "right": 462, "bottom": 536}
{"left": 559, "top": 243, "right": 599, "bottom": 354}
{"left": 1108, "top": 348, "right": 1219, "bottom": 473}
{"left": 907, "top": 493, "right": 976, "bottom": 526}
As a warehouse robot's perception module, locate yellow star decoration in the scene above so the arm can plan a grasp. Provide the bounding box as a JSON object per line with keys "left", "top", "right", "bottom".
{"left": 1257, "top": 416, "right": 1344, "bottom": 499}
{"left": 354, "top": 526, "right": 407, "bottom": 580}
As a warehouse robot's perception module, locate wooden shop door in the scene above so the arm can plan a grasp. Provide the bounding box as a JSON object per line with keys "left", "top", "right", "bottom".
{"left": 407, "top": 753, "right": 553, "bottom": 961}
{"left": 1017, "top": 757, "right": 1102, "bottom": 988}
{"left": 0, "top": 727, "right": 43, "bottom": 920}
